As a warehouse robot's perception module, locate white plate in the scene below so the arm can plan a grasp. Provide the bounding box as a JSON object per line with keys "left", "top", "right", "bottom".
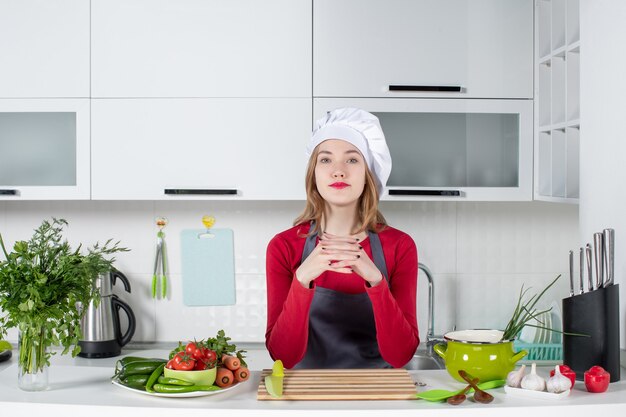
{"left": 541, "top": 312, "right": 552, "bottom": 344}
{"left": 504, "top": 385, "right": 570, "bottom": 400}
{"left": 111, "top": 377, "right": 245, "bottom": 398}
{"left": 519, "top": 322, "right": 537, "bottom": 343}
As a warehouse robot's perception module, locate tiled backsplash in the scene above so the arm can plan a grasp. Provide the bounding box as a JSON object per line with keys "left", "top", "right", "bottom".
{"left": 0, "top": 201, "right": 578, "bottom": 344}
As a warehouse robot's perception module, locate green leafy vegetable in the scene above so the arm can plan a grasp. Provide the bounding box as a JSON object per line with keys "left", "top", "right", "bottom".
{"left": 0, "top": 218, "right": 128, "bottom": 373}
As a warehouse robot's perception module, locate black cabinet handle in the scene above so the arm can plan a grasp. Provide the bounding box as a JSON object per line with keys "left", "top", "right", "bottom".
{"left": 388, "top": 189, "right": 461, "bottom": 197}
{"left": 0, "top": 189, "right": 19, "bottom": 196}
{"left": 164, "top": 189, "right": 238, "bottom": 195}
{"left": 389, "top": 85, "right": 463, "bottom": 92}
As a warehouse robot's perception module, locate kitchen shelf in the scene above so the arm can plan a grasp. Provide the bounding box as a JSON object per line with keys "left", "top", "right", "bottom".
{"left": 535, "top": 0, "right": 581, "bottom": 203}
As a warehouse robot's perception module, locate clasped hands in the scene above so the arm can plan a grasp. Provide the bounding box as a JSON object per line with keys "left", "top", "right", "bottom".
{"left": 296, "top": 232, "right": 383, "bottom": 288}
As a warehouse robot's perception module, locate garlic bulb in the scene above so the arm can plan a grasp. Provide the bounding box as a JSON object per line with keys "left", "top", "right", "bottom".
{"left": 547, "top": 365, "right": 571, "bottom": 393}
{"left": 506, "top": 364, "right": 526, "bottom": 388}
{"left": 521, "top": 363, "right": 546, "bottom": 391}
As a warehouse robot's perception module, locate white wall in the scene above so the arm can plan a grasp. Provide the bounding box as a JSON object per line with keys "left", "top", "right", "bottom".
{"left": 580, "top": 0, "right": 626, "bottom": 348}
{"left": 0, "top": 200, "right": 578, "bottom": 344}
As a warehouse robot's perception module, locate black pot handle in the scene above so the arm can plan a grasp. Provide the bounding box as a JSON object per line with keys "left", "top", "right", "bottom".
{"left": 112, "top": 295, "right": 136, "bottom": 347}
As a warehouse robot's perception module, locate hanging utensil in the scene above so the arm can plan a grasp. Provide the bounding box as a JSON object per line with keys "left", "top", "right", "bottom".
{"left": 152, "top": 217, "right": 168, "bottom": 299}
{"left": 603, "top": 228, "right": 615, "bottom": 287}
{"left": 593, "top": 232, "right": 604, "bottom": 290}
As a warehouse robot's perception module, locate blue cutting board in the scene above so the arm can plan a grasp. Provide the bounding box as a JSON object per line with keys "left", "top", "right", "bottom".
{"left": 180, "top": 228, "right": 236, "bottom": 306}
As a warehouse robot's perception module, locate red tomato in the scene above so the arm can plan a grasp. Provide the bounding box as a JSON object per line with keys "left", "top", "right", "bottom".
{"left": 173, "top": 352, "right": 196, "bottom": 371}
{"left": 549, "top": 364, "right": 576, "bottom": 389}
{"left": 166, "top": 359, "right": 176, "bottom": 370}
{"left": 584, "top": 365, "right": 610, "bottom": 393}
{"left": 185, "top": 342, "right": 199, "bottom": 357}
{"left": 193, "top": 359, "right": 208, "bottom": 370}
{"left": 203, "top": 349, "right": 217, "bottom": 364}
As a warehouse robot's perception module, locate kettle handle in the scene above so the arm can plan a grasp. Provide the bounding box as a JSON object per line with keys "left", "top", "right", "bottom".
{"left": 111, "top": 269, "right": 132, "bottom": 293}
{"left": 111, "top": 295, "right": 136, "bottom": 347}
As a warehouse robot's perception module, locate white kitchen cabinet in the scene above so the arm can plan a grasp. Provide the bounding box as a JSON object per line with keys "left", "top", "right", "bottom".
{"left": 91, "top": 99, "right": 310, "bottom": 200}
{"left": 0, "top": 0, "right": 89, "bottom": 98}
{"left": 315, "top": 98, "right": 533, "bottom": 201}
{"left": 535, "top": 0, "right": 580, "bottom": 203}
{"left": 0, "top": 99, "right": 90, "bottom": 200}
{"left": 314, "top": 0, "right": 533, "bottom": 99}
{"left": 91, "top": 0, "right": 311, "bottom": 98}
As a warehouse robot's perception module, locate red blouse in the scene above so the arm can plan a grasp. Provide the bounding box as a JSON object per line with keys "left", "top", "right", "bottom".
{"left": 265, "top": 223, "right": 420, "bottom": 368}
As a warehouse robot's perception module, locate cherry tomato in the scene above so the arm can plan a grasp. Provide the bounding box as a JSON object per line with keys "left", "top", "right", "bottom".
{"left": 173, "top": 352, "right": 196, "bottom": 371}
{"left": 193, "top": 359, "right": 208, "bottom": 370}
{"left": 203, "top": 348, "right": 217, "bottom": 364}
{"left": 166, "top": 359, "right": 176, "bottom": 370}
{"left": 550, "top": 364, "right": 576, "bottom": 389}
{"left": 185, "top": 342, "right": 199, "bottom": 357}
{"left": 584, "top": 365, "right": 610, "bottom": 393}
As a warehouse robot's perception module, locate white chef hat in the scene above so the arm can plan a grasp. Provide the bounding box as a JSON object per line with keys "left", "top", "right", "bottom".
{"left": 308, "top": 107, "right": 392, "bottom": 197}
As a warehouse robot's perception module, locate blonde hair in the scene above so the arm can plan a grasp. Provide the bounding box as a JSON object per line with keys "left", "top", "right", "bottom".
{"left": 293, "top": 147, "right": 387, "bottom": 235}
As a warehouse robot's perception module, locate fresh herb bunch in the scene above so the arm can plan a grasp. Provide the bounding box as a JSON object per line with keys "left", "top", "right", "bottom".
{"left": 0, "top": 218, "right": 128, "bottom": 372}
{"left": 501, "top": 274, "right": 561, "bottom": 341}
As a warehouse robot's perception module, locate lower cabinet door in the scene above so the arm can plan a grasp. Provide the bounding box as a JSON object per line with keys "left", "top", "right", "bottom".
{"left": 91, "top": 99, "right": 310, "bottom": 200}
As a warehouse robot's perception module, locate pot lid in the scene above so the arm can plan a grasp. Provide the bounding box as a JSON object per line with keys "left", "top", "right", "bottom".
{"left": 444, "top": 329, "right": 508, "bottom": 344}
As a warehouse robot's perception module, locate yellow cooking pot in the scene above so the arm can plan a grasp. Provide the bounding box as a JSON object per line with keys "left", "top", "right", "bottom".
{"left": 434, "top": 329, "right": 528, "bottom": 382}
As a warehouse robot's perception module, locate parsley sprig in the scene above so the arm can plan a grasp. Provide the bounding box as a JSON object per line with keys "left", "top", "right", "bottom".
{"left": 0, "top": 218, "right": 128, "bottom": 373}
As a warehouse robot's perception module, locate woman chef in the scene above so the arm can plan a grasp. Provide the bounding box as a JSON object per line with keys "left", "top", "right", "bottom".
{"left": 265, "top": 108, "right": 419, "bottom": 369}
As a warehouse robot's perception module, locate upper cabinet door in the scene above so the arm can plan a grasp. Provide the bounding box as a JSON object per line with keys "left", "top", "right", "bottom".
{"left": 0, "top": 99, "right": 90, "bottom": 200}
{"left": 91, "top": 98, "right": 310, "bottom": 200}
{"left": 91, "top": 0, "right": 312, "bottom": 98}
{"left": 0, "top": 0, "right": 89, "bottom": 98}
{"left": 314, "top": 0, "right": 533, "bottom": 99}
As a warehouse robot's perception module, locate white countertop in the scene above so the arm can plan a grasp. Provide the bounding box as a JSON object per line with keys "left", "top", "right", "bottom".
{"left": 1, "top": 348, "right": 626, "bottom": 417}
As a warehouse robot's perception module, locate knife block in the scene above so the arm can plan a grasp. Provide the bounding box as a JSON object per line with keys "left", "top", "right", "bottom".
{"left": 562, "top": 284, "right": 620, "bottom": 382}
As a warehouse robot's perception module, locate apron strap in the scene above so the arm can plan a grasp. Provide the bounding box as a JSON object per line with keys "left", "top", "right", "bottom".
{"left": 301, "top": 221, "right": 389, "bottom": 283}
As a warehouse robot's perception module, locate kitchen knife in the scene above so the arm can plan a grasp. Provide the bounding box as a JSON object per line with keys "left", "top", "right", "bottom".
{"left": 585, "top": 244, "right": 594, "bottom": 292}
{"left": 603, "top": 228, "right": 615, "bottom": 287}
{"left": 579, "top": 247, "right": 584, "bottom": 294}
{"left": 568, "top": 250, "right": 574, "bottom": 297}
{"left": 593, "top": 232, "right": 604, "bottom": 290}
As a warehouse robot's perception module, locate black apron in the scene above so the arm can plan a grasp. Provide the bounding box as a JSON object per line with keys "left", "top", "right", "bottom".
{"left": 294, "top": 224, "right": 391, "bottom": 369}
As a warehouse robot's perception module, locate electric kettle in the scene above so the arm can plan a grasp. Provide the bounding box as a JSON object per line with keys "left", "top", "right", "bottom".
{"left": 78, "top": 269, "right": 136, "bottom": 358}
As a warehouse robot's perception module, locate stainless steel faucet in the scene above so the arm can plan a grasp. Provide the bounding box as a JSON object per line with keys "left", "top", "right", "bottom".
{"left": 418, "top": 262, "right": 435, "bottom": 342}
{"left": 418, "top": 263, "right": 446, "bottom": 367}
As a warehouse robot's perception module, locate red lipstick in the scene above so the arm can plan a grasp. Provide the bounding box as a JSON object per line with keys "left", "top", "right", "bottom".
{"left": 330, "top": 182, "right": 349, "bottom": 189}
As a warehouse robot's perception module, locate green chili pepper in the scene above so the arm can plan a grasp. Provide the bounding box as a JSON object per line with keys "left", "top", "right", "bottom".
{"left": 117, "top": 361, "right": 166, "bottom": 379}
{"left": 152, "top": 383, "right": 222, "bottom": 394}
{"left": 157, "top": 376, "right": 194, "bottom": 386}
{"left": 145, "top": 363, "right": 165, "bottom": 393}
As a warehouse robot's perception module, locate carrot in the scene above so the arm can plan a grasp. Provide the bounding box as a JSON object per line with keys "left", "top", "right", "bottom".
{"left": 234, "top": 366, "right": 249, "bottom": 382}
{"left": 216, "top": 367, "right": 234, "bottom": 387}
{"left": 221, "top": 354, "right": 240, "bottom": 371}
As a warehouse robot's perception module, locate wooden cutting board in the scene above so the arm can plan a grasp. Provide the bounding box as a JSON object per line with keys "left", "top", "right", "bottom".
{"left": 257, "top": 369, "right": 417, "bottom": 401}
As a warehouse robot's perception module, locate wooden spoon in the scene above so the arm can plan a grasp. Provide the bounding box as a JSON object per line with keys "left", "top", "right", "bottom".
{"left": 458, "top": 370, "right": 495, "bottom": 404}
{"left": 446, "top": 378, "right": 478, "bottom": 405}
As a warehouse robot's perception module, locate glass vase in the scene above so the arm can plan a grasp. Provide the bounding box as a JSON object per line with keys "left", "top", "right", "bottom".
{"left": 17, "top": 324, "right": 49, "bottom": 391}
